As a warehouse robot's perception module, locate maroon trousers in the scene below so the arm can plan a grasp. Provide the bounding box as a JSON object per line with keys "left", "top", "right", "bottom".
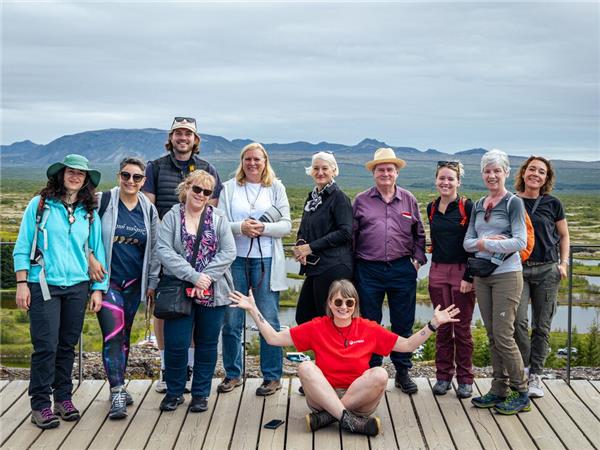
{"left": 428, "top": 262, "right": 476, "bottom": 384}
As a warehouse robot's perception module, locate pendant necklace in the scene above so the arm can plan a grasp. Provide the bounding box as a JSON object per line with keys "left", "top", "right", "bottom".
{"left": 63, "top": 201, "right": 76, "bottom": 224}
{"left": 244, "top": 183, "right": 263, "bottom": 213}
{"left": 333, "top": 321, "right": 353, "bottom": 348}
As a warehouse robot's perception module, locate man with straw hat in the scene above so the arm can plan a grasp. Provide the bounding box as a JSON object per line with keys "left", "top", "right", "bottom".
{"left": 352, "top": 147, "right": 427, "bottom": 394}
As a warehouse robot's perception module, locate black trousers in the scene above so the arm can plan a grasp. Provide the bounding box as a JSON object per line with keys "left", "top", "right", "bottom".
{"left": 295, "top": 264, "right": 352, "bottom": 325}
{"left": 28, "top": 281, "right": 89, "bottom": 410}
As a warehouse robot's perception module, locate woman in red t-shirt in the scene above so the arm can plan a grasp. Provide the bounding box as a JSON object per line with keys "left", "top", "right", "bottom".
{"left": 229, "top": 279, "right": 459, "bottom": 436}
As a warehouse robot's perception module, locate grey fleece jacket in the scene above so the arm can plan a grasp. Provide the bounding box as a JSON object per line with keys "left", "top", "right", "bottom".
{"left": 157, "top": 204, "right": 235, "bottom": 306}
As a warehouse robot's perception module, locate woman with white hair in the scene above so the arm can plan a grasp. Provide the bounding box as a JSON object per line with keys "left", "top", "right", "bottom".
{"left": 293, "top": 151, "right": 353, "bottom": 324}
{"left": 464, "top": 149, "right": 529, "bottom": 415}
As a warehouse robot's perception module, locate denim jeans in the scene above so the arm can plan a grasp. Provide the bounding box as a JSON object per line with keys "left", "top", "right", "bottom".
{"left": 164, "top": 303, "right": 226, "bottom": 398}
{"left": 514, "top": 262, "right": 561, "bottom": 374}
{"left": 28, "top": 281, "right": 89, "bottom": 410}
{"left": 355, "top": 257, "right": 417, "bottom": 372}
{"left": 222, "top": 257, "right": 282, "bottom": 381}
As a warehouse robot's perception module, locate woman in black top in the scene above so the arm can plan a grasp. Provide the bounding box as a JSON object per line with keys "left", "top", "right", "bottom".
{"left": 514, "top": 156, "right": 569, "bottom": 398}
{"left": 293, "top": 152, "right": 353, "bottom": 324}
{"left": 426, "top": 161, "right": 476, "bottom": 399}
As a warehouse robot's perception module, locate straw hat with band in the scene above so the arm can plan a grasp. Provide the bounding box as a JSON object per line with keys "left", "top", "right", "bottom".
{"left": 365, "top": 147, "right": 407, "bottom": 171}
{"left": 46, "top": 154, "right": 101, "bottom": 187}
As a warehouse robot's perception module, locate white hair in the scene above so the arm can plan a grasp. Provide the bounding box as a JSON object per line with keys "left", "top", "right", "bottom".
{"left": 481, "top": 149, "right": 510, "bottom": 174}
{"left": 305, "top": 151, "right": 339, "bottom": 177}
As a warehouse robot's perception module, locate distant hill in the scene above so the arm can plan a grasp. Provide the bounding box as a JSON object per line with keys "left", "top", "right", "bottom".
{"left": 2, "top": 128, "right": 599, "bottom": 191}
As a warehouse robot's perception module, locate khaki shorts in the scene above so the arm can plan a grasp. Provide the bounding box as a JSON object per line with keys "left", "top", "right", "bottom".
{"left": 308, "top": 388, "right": 379, "bottom": 417}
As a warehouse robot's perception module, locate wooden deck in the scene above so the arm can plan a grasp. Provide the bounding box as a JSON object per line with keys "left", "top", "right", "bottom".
{"left": 1, "top": 377, "right": 599, "bottom": 449}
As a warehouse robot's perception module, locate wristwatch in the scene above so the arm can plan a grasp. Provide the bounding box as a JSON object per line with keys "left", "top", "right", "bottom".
{"left": 427, "top": 321, "right": 437, "bottom": 332}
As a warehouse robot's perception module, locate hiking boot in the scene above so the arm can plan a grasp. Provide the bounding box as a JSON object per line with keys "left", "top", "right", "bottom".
{"left": 306, "top": 410, "right": 337, "bottom": 431}
{"left": 109, "top": 386, "right": 128, "bottom": 420}
{"left": 155, "top": 369, "right": 167, "bottom": 393}
{"left": 256, "top": 380, "right": 282, "bottom": 396}
{"left": 190, "top": 396, "right": 208, "bottom": 413}
{"left": 395, "top": 372, "right": 418, "bottom": 394}
{"left": 432, "top": 380, "right": 452, "bottom": 395}
{"left": 340, "top": 410, "right": 381, "bottom": 436}
{"left": 184, "top": 366, "right": 193, "bottom": 394}
{"left": 217, "top": 377, "right": 243, "bottom": 393}
{"left": 471, "top": 391, "right": 505, "bottom": 408}
{"left": 31, "top": 408, "right": 60, "bottom": 429}
{"left": 457, "top": 383, "right": 473, "bottom": 399}
{"left": 494, "top": 390, "right": 531, "bottom": 415}
{"left": 528, "top": 373, "right": 544, "bottom": 398}
{"left": 159, "top": 395, "right": 184, "bottom": 411}
{"left": 53, "top": 399, "right": 80, "bottom": 421}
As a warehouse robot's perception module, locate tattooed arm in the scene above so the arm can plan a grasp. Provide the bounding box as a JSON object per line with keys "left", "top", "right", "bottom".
{"left": 229, "top": 290, "right": 293, "bottom": 347}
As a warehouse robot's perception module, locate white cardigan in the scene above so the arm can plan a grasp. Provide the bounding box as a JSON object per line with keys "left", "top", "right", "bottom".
{"left": 218, "top": 178, "right": 292, "bottom": 291}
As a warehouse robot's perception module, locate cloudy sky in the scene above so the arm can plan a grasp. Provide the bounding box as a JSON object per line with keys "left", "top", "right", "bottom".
{"left": 2, "top": 1, "right": 598, "bottom": 160}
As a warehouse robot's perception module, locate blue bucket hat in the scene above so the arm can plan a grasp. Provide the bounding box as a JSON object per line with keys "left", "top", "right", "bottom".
{"left": 46, "top": 154, "right": 101, "bottom": 187}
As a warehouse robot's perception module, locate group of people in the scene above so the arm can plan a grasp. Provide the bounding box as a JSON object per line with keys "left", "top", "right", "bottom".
{"left": 13, "top": 116, "right": 569, "bottom": 437}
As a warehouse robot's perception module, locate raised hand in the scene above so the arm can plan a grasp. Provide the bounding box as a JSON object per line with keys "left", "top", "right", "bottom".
{"left": 431, "top": 304, "right": 460, "bottom": 328}
{"left": 229, "top": 289, "right": 257, "bottom": 311}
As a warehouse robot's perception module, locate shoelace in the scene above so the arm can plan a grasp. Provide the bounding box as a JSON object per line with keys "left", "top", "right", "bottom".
{"left": 503, "top": 390, "right": 520, "bottom": 404}
{"left": 40, "top": 407, "right": 56, "bottom": 420}
{"left": 112, "top": 391, "right": 127, "bottom": 409}
{"left": 60, "top": 400, "right": 76, "bottom": 413}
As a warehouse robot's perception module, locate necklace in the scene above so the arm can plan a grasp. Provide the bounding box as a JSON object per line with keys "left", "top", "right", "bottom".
{"left": 332, "top": 321, "right": 353, "bottom": 348}
{"left": 63, "top": 201, "right": 76, "bottom": 224}
{"left": 244, "top": 183, "right": 263, "bottom": 213}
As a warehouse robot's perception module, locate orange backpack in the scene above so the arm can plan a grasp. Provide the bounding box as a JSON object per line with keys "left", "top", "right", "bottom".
{"left": 507, "top": 194, "right": 539, "bottom": 262}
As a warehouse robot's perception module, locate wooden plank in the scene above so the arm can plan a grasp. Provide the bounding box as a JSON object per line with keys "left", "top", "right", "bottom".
{"left": 570, "top": 380, "right": 600, "bottom": 419}
{"left": 171, "top": 379, "right": 219, "bottom": 450}
{"left": 369, "top": 380, "right": 399, "bottom": 450}
{"left": 201, "top": 377, "right": 244, "bottom": 450}
{"left": 10, "top": 380, "right": 104, "bottom": 450}
{"left": 314, "top": 410, "right": 340, "bottom": 450}
{"left": 429, "top": 378, "right": 481, "bottom": 450}
{"left": 412, "top": 378, "right": 454, "bottom": 449}
{"left": 474, "top": 379, "right": 535, "bottom": 450}
{"left": 0, "top": 380, "right": 9, "bottom": 392}
{"left": 511, "top": 392, "right": 564, "bottom": 449}
{"left": 384, "top": 379, "right": 424, "bottom": 449}
{"left": 590, "top": 380, "right": 600, "bottom": 393}
{"left": 146, "top": 387, "right": 192, "bottom": 450}
{"left": 59, "top": 382, "right": 111, "bottom": 449}
{"left": 458, "top": 381, "right": 509, "bottom": 450}
{"left": 0, "top": 384, "right": 35, "bottom": 445}
{"left": 544, "top": 379, "right": 600, "bottom": 448}
{"left": 117, "top": 381, "right": 164, "bottom": 450}
{"left": 286, "top": 378, "right": 313, "bottom": 450}
{"left": 88, "top": 380, "right": 151, "bottom": 450}
{"left": 229, "top": 378, "right": 264, "bottom": 450}
{"left": 0, "top": 380, "right": 28, "bottom": 416}
{"left": 259, "top": 378, "right": 290, "bottom": 450}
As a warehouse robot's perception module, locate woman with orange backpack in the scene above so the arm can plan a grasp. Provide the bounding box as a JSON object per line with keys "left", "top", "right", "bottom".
{"left": 513, "top": 156, "right": 570, "bottom": 398}
{"left": 426, "top": 161, "right": 476, "bottom": 399}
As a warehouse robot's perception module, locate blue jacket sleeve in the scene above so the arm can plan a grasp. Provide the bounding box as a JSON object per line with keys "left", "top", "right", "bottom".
{"left": 12, "top": 197, "right": 40, "bottom": 273}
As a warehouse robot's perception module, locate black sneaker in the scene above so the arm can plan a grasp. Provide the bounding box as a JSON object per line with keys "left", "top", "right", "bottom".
{"left": 159, "top": 395, "right": 184, "bottom": 411}
{"left": 395, "top": 372, "right": 418, "bottom": 394}
{"left": 306, "top": 410, "right": 337, "bottom": 431}
{"left": 31, "top": 408, "right": 60, "bottom": 429}
{"left": 109, "top": 386, "right": 128, "bottom": 420}
{"left": 340, "top": 410, "right": 381, "bottom": 436}
{"left": 190, "top": 396, "right": 208, "bottom": 413}
{"left": 53, "top": 399, "right": 80, "bottom": 421}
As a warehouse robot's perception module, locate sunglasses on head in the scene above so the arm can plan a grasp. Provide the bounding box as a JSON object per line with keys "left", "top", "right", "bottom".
{"left": 332, "top": 298, "right": 356, "bottom": 308}
{"left": 437, "top": 160, "right": 460, "bottom": 169}
{"left": 190, "top": 185, "right": 213, "bottom": 196}
{"left": 119, "top": 172, "right": 145, "bottom": 183}
{"left": 174, "top": 116, "right": 196, "bottom": 124}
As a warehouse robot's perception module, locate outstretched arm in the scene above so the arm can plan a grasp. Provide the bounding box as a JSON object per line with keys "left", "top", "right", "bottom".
{"left": 392, "top": 304, "right": 460, "bottom": 353}
{"left": 229, "top": 290, "right": 294, "bottom": 347}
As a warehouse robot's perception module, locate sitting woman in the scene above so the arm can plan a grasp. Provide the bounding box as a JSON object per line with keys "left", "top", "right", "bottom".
{"left": 156, "top": 170, "right": 236, "bottom": 413}
{"left": 229, "top": 279, "right": 459, "bottom": 436}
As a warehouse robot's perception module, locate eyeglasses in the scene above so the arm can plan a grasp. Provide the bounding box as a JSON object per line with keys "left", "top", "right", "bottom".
{"left": 174, "top": 116, "right": 196, "bottom": 124}
{"left": 332, "top": 298, "right": 356, "bottom": 308}
{"left": 437, "top": 160, "right": 460, "bottom": 169}
{"left": 190, "top": 185, "right": 213, "bottom": 196}
{"left": 119, "top": 172, "right": 145, "bottom": 183}
{"left": 484, "top": 202, "right": 493, "bottom": 222}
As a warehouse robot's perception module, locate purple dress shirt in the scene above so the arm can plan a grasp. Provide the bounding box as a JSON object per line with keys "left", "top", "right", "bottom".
{"left": 353, "top": 186, "right": 426, "bottom": 265}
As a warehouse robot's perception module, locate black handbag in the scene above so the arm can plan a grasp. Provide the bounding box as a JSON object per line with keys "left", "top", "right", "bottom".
{"left": 154, "top": 208, "right": 207, "bottom": 320}
{"left": 466, "top": 257, "right": 499, "bottom": 278}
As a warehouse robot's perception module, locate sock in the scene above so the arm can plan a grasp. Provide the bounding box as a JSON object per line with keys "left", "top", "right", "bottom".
{"left": 160, "top": 350, "right": 165, "bottom": 370}
{"left": 188, "top": 348, "right": 195, "bottom": 368}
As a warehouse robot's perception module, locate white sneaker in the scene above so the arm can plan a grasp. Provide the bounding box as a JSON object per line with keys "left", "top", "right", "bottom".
{"left": 155, "top": 369, "right": 167, "bottom": 393}
{"left": 528, "top": 373, "right": 544, "bottom": 398}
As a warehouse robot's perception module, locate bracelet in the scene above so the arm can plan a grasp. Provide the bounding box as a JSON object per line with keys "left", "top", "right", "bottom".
{"left": 427, "top": 321, "right": 437, "bottom": 332}
{"left": 16, "top": 280, "right": 28, "bottom": 284}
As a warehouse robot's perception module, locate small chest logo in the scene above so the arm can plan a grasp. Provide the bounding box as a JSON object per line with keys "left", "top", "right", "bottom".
{"left": 401, "top": 212, "right": 412, "bottom": 219}
{"left": 347, "top": 339, "right": 365, "bottom": 346}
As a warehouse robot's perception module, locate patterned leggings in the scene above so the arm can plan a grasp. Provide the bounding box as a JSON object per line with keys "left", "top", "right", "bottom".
{"left": 97, "top": 279, "right": 142, "bottom": 388}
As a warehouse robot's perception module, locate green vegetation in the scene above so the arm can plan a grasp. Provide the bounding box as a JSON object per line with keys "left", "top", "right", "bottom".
{"left": 572, "top": 263, "right": 600, "bottom": 276}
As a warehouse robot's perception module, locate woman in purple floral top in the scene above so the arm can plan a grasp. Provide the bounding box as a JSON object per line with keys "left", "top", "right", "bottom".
{"left": 156, "top": 170, "right": 236, "bottom": 413}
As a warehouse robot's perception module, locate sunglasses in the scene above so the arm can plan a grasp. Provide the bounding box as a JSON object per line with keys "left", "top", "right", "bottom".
{"left": 119, "top": 172, "right": 145, "bottom": 183}
{"left": 437, "top": 160, "right": 460, "bottom": 169}
{"left": 190, "top": 185, "right": 213, "bottom": 196}
{"left": 484, "top": 202, "right": 493, "bottom": 222}
{"left": 332, "top": 298, "right": 356, "bottom": 308}
{"left": 173, "top": 116, "right": 196, "bottom": 124}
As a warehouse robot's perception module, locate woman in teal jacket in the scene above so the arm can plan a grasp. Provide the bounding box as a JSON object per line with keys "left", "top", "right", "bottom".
{"left": 13, "top": 154, "right": 108, "bottom": 430}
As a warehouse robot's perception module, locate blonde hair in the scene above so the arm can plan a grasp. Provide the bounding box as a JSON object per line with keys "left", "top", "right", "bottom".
{"left": 325, "top": 279, "right": 361, "bottom": 319}
{"left": 305, "top": 151, "right": 339, "bottom": 177}
{"left": 176, "top": 170, "right": 216, "bottom": 203}
{"left": 235, "top": 142, "right": 277, "bottom": 187}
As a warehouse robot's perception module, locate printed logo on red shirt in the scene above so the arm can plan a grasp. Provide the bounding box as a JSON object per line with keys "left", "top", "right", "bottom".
{"left": 348, "top": 339, "right": 365, "bottom": 346}
{"left": 401, "top": 211, "right": 412, "bottom": 219}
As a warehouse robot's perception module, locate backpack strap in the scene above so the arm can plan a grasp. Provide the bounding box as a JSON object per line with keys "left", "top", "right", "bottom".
{"left": 98, "top": 191, "right": 112, "bottom": 218}
{"left": 530, "top": 195, "right": 543, "bottom": 215}
{"left": 29, "top": 197, "right": 52, "bottom": 300}
{"left": 458, "top": 196, "right": 468, "bottom": 226}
